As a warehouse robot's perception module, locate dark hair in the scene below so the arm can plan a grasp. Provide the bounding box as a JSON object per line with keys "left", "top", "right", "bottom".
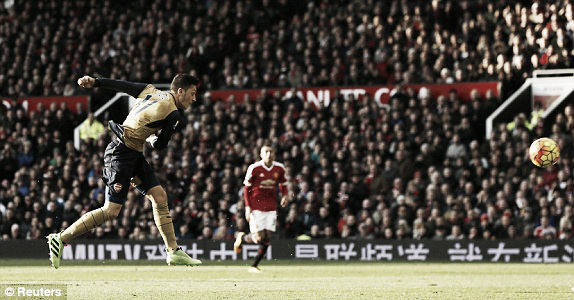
{"left": 170, "top": 73, "right": 200, "bottom": 91}
{"left": 261, "top": 141, "right": 273, "bottom": 149}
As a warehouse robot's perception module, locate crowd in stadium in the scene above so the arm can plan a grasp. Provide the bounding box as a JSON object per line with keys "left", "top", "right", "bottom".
{"left": 1, "top": 1, "right": 574, "bottom": 99}
{"left": 1, "top": 0, "right": 574, "bottom": 242}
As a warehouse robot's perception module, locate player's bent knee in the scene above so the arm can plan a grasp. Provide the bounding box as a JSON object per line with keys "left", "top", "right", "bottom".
{"left": 106, "top": 208, "right": 121, "bottom": 219}
{"left": 103, "top": 202, "right": 122, "bottom": 219}
{"left": 147, "top": 186, "right": 168, "bottom": 206}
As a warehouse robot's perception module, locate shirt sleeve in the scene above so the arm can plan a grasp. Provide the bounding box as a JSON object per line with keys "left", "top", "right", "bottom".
{"left": 150, "top": 111, "right": 181, "bottom": 151}
{"left": 279, "top": 166, "right": 288, "bottom": 185}
{"left": 94, "top": 78, "right": 149, "bottom": 98}
{"left": 243, "top": 164, "right": 255, "bottom": 187}
{"left": 278, "top": 164, "right": 288, "bottom": 196}
{"left": 243, "top": 185, "right": 251, "bottom": 207}
{"left": 243, "top": 164, "right": 255, "bottom": 207}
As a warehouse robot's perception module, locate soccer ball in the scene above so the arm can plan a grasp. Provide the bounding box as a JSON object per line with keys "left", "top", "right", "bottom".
{"left": 528, "top": 137, "right": 560, "bottom": 168}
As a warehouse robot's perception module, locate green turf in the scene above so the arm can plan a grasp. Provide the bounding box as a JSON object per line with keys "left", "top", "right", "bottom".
{"left": 0, "top": 260, "right": 572, "bottom": 299}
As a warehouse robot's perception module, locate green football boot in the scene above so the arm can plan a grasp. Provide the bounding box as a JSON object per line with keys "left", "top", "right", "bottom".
{"left": 47, "top": 233, "right": 64, "bottom": 269}
{"left": 166, "top": 247, "right": 202, "bottom": 266}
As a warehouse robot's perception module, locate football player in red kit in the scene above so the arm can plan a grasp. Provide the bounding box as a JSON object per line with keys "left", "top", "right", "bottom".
{"left": 234, "top": 145, "right": 289, "bottom": 273}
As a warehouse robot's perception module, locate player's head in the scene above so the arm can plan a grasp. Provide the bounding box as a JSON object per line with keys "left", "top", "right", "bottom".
{"left": 260, "top": 144, "right": 275, "bottom": 164}
{"left": 171, "top": 74, "right": 200, "bottom": 109}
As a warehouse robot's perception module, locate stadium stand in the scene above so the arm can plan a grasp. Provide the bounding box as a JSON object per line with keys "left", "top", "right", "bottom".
{"left": 1, "top": 0, "right": 573, "bottom": 241}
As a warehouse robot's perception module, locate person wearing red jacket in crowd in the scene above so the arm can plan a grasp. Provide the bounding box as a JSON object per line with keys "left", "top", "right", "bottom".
{"left": 234, "top": 144, "right": 289, "bottom": 273}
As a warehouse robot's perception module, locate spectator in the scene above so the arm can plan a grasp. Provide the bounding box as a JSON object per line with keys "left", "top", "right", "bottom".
{"left": 324, "top": 226, "right": 336, "bottom": 239}
{"left": 212, "top": 218, "right": 233, "bottom": 240}
{"left": 412, "top": 219, "right": 429, "bottom": 240}
{"left": 16, "top": 142, "right": 35, "bottom": 168}
{"left": 0, "top": 144, "right": 18, "bottom": 181}
{"left": 446, "top": 225, "right": 465, "bottom": 240}
{"left": 309, "top": 224, "right": 322, "bottom": 239}
{"left": 284, "top": 208, "right": 302, "bottom": 239}
{"left": 357, "top": 223, "right": 375, "bottom": 239}
{"left": 299, "top": 202, "right": 317, "bottom": 233}
{"left": 445, "top": 133, "right": 468, "bottom": 160}
{"left": 534, "top": 216, "right": 557, "bottom": 239}
{"left": 79, "top": 112, "right": 105, "bottom": 141}
{"left": 178, "top": 224, "right": 194, "bottom": 239}
{"left": 558, "top": 216, "right": 573, "bottom": 239}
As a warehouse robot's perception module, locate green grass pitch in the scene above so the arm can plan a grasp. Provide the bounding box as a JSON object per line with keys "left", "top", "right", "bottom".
{"left": 0, "top": 260, "right": 572, "bottom": 299}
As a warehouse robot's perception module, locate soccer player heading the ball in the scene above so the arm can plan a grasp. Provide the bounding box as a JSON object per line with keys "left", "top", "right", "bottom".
{"left": 46, "top": 74, "right": 202, "bottom": 268}
{"left": 234, "top": 145, "right": 289, "bottom": 273}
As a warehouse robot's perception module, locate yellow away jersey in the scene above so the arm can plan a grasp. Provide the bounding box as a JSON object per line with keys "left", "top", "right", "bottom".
{"left": 122, "top": 85, "right": 179, "bottom": 152}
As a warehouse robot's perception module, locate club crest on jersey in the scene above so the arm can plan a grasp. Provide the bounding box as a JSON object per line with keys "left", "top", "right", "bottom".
{"left": 259, "top": 173, "right": 265, "bottom": 177}
{"left": 274, "top": 173, "right": 278, "bottom": 178}
{"left": 113, "top": 183, "right": 123, "bottom": 193}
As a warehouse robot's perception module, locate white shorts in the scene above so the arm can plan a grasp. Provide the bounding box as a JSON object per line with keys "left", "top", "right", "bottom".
{"left": 249, "top": 210, "right": 277, "bottom": 233}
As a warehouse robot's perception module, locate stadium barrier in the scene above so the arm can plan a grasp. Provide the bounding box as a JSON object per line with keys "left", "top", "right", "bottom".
{"left": 486, "top": 68, "right": 574, "bottom": 138}
{"left": 208, "top": 82, "right": 499, "bottom": 107}
{"left": 17, "top": 96, "right": 89, "bottom": 113}
{"left": 1, "top": 239, "right": 572, "bottom": 263}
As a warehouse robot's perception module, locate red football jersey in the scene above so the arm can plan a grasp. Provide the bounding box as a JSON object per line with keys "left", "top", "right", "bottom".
{"left": 244, "top": 161, "right": 287, "bottom": 211}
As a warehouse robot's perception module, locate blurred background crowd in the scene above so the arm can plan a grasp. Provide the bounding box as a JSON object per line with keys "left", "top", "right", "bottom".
{"left": 1, "top": 0, "right": 574, "bottom": 242}
{"left": 2, "top": 0, "right": 574, "bottom": 99}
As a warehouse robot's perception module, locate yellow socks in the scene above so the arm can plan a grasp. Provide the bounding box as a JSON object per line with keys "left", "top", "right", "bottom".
{"left": 153, "top": 202, "right": 178, "bottom": 251}
{"left": 61, "top": 208, "right": 109, "bottom": 243}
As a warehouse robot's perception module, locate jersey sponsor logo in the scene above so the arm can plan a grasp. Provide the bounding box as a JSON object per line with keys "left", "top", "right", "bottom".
{"left": 113, "top": 183, "right": 123, "bottom": 193}
{"left": 260, "top": 179, "right": 276, "bottom": 187}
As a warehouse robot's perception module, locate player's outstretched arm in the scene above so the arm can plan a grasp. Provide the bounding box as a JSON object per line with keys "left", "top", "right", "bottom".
{"left": 77, "top": 75, "right": 148, "bottom": 98}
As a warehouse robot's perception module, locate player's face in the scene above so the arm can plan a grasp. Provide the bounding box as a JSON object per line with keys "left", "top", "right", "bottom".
{"left": 178, "top": 86, "right": 197, "bottom": 109}
{"left": 260, "top": 146, "right": 274, "bottom": 164}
